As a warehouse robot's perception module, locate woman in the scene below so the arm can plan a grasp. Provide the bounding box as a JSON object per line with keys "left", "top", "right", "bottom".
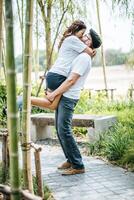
{"left": 31, "top": 20, "right": 95, "bottom": 109}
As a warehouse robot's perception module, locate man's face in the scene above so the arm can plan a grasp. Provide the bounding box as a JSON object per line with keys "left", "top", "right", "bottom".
{"left": 82, "top": 34, "right": 93, "bottom": 48}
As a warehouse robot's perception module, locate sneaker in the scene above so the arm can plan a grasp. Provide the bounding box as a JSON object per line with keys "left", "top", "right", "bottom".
{"left": 57, "top": 161, "right": 72, "bottom": 170}
{"left": 61, "top": 167, "right": 85, "bottom": 176}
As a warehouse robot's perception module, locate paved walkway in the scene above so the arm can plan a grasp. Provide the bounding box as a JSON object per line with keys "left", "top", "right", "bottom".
{"left": 37, "top": 144, "right": 134, "bottom": 200}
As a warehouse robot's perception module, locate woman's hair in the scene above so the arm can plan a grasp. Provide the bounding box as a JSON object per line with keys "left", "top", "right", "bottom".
{"left": 58, "top": 20, "right": 86, "bottom": 49}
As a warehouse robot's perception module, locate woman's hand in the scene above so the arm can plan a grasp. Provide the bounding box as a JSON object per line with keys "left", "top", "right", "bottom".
{"left": 91, "top": 49, "right": 96, "bottom": 58}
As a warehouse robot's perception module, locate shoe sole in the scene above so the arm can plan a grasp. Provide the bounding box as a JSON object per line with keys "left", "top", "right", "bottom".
{"left": 61, "top": 170, "right": 85, "bottom": 176}
{"left": 58, "top": 167, "right": 72, "bottom": 170}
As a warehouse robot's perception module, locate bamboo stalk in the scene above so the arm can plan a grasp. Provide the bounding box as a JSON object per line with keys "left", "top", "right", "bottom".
{"left": 0, "top": 0, "right": 3, "bottom": 78}
{"left": 34, "top": 1, "right": 39, "bottom": 83}
{"left": 96, "top": 0, "right": 108, "bottom": 91}
{"left": 16, "top": 0, "right": 23, "bottom": 67}
{"left": 2, "top": 14, "right": 6, "bottom": 80}
{"left": 22, "top": 0, "right": 34, "bottom": 192}
{"left": 5, "top": 0, "right": 20, "bottom": 199}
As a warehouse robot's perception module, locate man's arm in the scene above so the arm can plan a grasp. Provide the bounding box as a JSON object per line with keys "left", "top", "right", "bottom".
{"left": 46, "top": 73, "right": 80, "bottom": 101}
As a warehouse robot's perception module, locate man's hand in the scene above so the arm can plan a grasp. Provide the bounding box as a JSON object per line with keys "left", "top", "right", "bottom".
{"left": 46, "top": 91, "right": 56, "bottom": 102}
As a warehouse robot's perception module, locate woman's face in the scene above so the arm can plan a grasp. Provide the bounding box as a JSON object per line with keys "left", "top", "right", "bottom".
{"left": 75, "top": 28, "right": 86, "bottom": 39}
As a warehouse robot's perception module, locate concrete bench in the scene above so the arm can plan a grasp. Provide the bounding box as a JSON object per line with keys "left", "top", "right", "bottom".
{"left": 30, "top": 113, "right": 117, "bottom": 143}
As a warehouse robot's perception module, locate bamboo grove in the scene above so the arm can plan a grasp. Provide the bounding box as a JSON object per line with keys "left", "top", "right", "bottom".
{"left": 0, "top": 0, "right": 133, "bottom": 199}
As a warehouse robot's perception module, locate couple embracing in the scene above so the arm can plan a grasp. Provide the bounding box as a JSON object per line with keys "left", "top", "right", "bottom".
{"left": 31, "top": 20, "right": 102, "bottom": 175}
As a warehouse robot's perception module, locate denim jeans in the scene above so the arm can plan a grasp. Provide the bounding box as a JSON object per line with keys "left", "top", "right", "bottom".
{"left": 55, "top": 96, "right": 84, "bottom": 169}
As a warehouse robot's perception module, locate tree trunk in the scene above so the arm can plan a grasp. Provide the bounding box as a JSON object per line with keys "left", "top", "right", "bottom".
{"left": 96, "top": 0, "right": 108, "bottom": 90}
{"left": 16, "top": 0, "right": 24, "bottom": 68}
{"left": 22, "top": 0, "right": 34, "bottom": 192}
{"left": 5, "top": 0, "right": 20, "bottom": 199}
{"left": 45, "top": 0, "right": 52, "bottom": 70}
{"left": 0, "top": 0, "right": 3, "bottom": 79}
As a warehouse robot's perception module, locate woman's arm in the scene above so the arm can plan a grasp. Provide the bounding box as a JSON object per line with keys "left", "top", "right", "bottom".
{"left": 83, "top": 47, "right": 96, "bottom": 57}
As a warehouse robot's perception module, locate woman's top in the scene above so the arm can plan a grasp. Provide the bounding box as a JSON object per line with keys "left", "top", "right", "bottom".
{"left": 49, "top": 35, "right": 87, "bottom": 77}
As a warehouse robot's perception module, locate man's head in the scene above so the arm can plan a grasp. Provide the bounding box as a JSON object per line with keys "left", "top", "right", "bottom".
{"left": 82, "top": 28, "right": 102, "bottom": 49}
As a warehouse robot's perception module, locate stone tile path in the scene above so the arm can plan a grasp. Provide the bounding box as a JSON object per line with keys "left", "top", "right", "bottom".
{"left": 37, "top": 144, "right": 134, "bottom": 200}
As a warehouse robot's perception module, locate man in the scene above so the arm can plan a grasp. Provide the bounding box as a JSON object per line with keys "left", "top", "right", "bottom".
{"left": 46, "top": 29, "right": 102, "bottom": 175}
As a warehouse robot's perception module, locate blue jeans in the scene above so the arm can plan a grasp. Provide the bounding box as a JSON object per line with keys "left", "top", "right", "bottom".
{"left": 55, "top": 96, "right": 84, "bottom": 169}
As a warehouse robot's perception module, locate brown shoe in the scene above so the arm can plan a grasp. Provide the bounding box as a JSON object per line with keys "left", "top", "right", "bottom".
{"left": 57, "top": 161, "right": 72, "bottom": 170}
{"left": 61, "top": 167, "right": 85, "bottom": 175}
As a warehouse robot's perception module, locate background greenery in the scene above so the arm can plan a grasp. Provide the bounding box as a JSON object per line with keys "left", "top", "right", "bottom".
{"left": 15, "top": 49, "right": 134, "bottom": 73}
{"left": 0, "top": 83, "right": 134, "bottom": 171}
{"left": 74, "top": 90, "right": 134, "bottom": 171}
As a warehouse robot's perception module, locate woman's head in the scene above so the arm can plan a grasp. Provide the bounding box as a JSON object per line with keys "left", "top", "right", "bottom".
{"left": 66, "top": 20, "right": 86, "bottom": 38}
{"left": 58, "top": 20, "right": 86, "bottom": 49}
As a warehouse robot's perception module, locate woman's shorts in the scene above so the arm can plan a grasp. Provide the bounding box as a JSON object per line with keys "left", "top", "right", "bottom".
{"left": 46, "top": 72, "right": 66, "bottom": 91}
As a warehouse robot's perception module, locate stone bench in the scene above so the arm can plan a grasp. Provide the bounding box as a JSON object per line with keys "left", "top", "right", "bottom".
{"left": 30, "top": 113, "right": 117, "bottom": 143}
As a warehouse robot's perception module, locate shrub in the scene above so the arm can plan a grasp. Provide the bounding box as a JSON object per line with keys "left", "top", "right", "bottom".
{"left": 75, "top": 90, "right": 91, "bottom": 114}
{"left": 0, "top": 84, "right": 7, "bottom": 102}
{"left": 73, "top": 127, "right": 87, "bottom": 137}
{"left": 88, "top": 134, "right": 106, "bottom": 156}
{"left": 104, "top": 124, "right": 131, "bottom": 161}
{"left": 122, "top": 146, "right": 134, "bottom": 164}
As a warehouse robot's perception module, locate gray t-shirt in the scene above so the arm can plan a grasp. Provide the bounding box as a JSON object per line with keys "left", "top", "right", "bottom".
{"left": 49, "top": 35, "right": 87, "bottom": 77}
{"left": 63, "top": 53, "right": 91, "bottom": 99}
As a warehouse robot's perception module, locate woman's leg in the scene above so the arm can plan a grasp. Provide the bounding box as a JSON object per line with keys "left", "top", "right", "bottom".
{"left": 31, "top": 95, "right": 61, "bottom": 110}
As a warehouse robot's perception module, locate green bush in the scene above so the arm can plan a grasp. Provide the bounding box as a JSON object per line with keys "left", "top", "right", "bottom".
{"left": 75, "top": 90, "right": 134, "bottom": 115}
{"left": 75, "top": 90, "right": 91, "bottom": 114}
{"left": 88, "top": 122, "right": 134, "bottom": 162}
{"left": 73, "top": 127, "right": 87, "bottom": 137}
{"left": 104, "top": 124, "right": 131, "bottom": 161}
{"left": 28, "top": 176, "right": 53, "bottom": 199}
{"left": 88, "top": 134, "right": 106, "bottom": 156}
{"left": 0, "top": 84, "right": 7, "bottom": 102}
{"left": 122, "top": 146, "right": 134, "bottom": 164}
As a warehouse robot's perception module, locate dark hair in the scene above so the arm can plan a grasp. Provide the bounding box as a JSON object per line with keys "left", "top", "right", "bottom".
{"left": 89, "top": 29, "right": 102, "bottom": 48}
{"left": 58, "top": 20, "right": 86, "bottom": 49}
